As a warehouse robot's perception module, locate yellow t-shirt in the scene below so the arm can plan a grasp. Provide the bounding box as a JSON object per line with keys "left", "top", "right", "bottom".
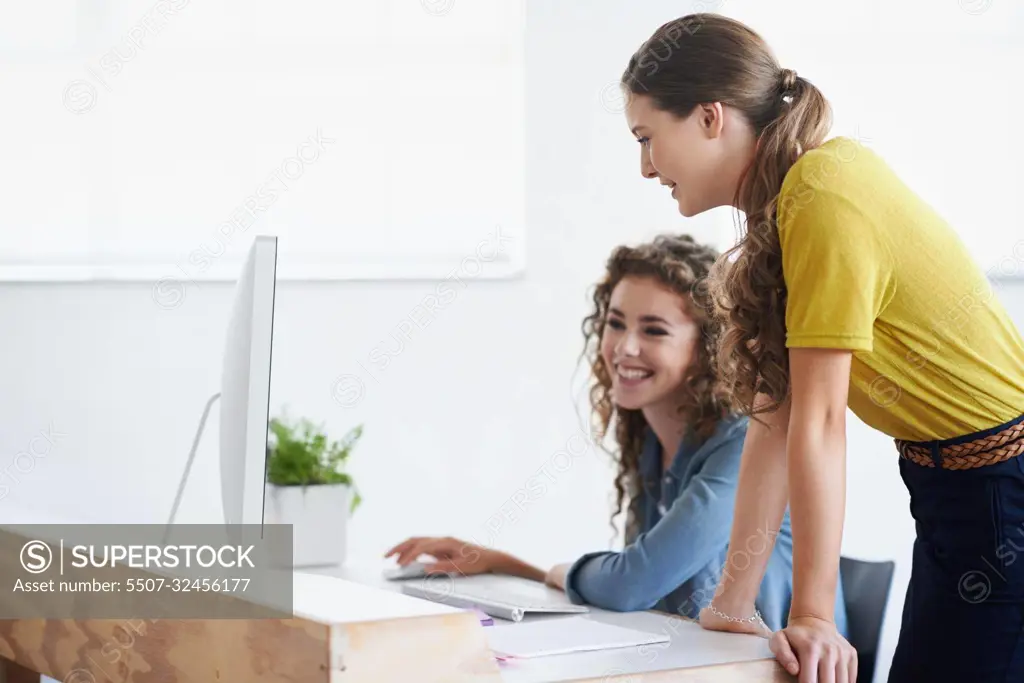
{"left": 777, "top": 137, "right": 1024, "bottom": 442}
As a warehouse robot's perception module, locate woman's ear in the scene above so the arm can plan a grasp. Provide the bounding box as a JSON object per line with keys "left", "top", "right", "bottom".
{"left": 698, "top": 102, "right": 725, "bottom": 138}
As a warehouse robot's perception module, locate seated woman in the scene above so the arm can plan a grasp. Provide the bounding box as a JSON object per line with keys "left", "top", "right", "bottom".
{"left": 386, "top": 234, "right": 847, "bottom": 634}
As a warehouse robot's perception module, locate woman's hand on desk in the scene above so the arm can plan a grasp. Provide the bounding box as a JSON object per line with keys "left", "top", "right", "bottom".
{"left": 769, "top": 617, "right": 857, "bottom": 683}
{"left": 700, "top": 606, "right": 857, "bottom": 682}
{"left": 697, "top": 603, "right": 773, "bottom": 639}
{"left": 385, "top": 536, "right": 550, "bottom": 583}
{"left": 385, "top": 536, "right": 496, "bottom": 575}
{"left": 384, "top": 536, "right": 554, "bottom": 584}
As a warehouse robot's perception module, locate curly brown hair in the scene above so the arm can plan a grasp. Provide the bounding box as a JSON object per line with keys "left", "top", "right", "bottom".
{"left": 621, "top": 14, "right": 833, "bottom": 416}
{"left": 579, "top": 234, "right": 737, "bottom": 541}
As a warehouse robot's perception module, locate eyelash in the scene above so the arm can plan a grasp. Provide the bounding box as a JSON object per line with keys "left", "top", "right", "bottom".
{"left": 607, "top": 319, "right": 667, "bottom": 336}
{"left": 637, "top": 137, "right": 650, "bottom": 146}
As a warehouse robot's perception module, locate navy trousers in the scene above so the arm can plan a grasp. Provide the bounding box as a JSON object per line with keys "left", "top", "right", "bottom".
{"left": 888, "top": 413, "right": 1024, "bottom": 683}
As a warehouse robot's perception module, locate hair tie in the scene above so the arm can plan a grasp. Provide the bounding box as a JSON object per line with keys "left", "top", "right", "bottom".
{"left": 780, "top": 68, "right": 799, "bottom": 95}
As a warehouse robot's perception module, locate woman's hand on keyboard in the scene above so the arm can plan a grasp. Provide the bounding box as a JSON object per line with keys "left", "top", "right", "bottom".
{"left": 384, "top": 536, "right": 497, "bottom": 576}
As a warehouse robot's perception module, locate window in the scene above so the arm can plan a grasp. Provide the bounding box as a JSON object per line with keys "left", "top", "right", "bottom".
{"left": 1, "top": 0, "right": 526, "bottom": 281}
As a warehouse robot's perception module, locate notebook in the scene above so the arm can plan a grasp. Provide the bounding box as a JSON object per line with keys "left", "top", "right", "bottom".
{"left": 485, "top": 616, "right": 670, "bottom": 659}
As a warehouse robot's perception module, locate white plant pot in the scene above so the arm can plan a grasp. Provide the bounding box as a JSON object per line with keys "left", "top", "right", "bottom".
{"left": 264, "top": 483, "right": 350, "bottom": 568}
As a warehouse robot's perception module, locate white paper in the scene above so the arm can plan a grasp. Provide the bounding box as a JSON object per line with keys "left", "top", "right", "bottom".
{"left": 292, "top": 572, "right": 464, "bottom": 624}
{"left": 486, "top": 616, "right": 669, "bottom": 659}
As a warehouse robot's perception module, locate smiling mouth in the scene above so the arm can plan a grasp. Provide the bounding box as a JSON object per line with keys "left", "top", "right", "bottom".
{"left": 616, "top": 366, "right": 654, "bottom": 382}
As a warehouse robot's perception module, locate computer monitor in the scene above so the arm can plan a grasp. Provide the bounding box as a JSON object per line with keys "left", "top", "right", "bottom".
{"left": 219, "top": 235, "right": 278, "bottom": 527}
{"left": 164, "top": 235, "right": 278, "bottom": 536}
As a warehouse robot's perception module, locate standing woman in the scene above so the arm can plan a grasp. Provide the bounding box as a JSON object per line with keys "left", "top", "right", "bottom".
{"left": 618, "top": 13, "right": 1024, "bottom": 683}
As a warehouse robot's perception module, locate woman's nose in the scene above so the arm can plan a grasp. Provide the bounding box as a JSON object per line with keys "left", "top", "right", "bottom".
{"left": 640, "top": 146, "right": 657, "bottom": 179}
{"left": 616, "top": 330, "right": 641, "bottom": 356}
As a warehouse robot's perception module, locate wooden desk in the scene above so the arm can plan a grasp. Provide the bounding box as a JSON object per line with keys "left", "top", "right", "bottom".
{"left": 316, "top": 565, "right": 795, "bottom": 683}
{"left": 0, "top": 504, "right": 793, "bottom": 682}
{"left": 1, "top": 571, "right": 793, "bottom": 683}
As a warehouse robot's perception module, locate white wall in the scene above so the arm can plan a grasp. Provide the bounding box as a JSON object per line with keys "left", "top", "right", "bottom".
{"left": 3, "top": 2, "right": 1022, "bottom": 682}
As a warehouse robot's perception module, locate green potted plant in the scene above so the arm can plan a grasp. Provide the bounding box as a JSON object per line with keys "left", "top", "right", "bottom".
{"left": 265, "top": 413, "right": 363, "bottom": 567}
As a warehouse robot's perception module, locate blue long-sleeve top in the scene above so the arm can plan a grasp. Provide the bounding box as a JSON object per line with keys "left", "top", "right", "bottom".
{"left": 564, "top": 415, "right": 848, "bottom": 635}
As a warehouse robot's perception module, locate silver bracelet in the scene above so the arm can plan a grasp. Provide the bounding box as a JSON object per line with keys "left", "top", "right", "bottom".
{"left": 708, "top": 601, "right": 769, "bottom": 630}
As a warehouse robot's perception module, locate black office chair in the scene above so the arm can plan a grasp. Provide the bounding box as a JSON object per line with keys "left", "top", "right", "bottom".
{"left": 840, "top": 556, "right": 896, "bottom": 683}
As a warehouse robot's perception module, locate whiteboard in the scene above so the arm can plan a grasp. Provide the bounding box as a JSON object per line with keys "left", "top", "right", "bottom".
{"left": 0, "top": 0, "right": 526, "bottom": 281}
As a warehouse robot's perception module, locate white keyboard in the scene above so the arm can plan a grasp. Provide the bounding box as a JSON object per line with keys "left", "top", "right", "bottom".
{"left": 400, "top": 577, "right": 590, "bottom": 622}
{"left": 453, "top": 584, "right": 583, "bottom": 611}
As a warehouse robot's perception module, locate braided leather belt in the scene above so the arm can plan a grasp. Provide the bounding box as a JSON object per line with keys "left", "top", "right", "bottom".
{"left": 896, "top": 419, "right": 1024, "bottom": 470}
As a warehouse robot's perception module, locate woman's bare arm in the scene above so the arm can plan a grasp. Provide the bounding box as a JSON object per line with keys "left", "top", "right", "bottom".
{"left": 704, "top": 347, "right": 850, "bottom": 637}
{"left": 784, "top": 348, "right": 849, "bottom": 624}
{"left": 703, "top": 393, "right": 792, "bottom": 623}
